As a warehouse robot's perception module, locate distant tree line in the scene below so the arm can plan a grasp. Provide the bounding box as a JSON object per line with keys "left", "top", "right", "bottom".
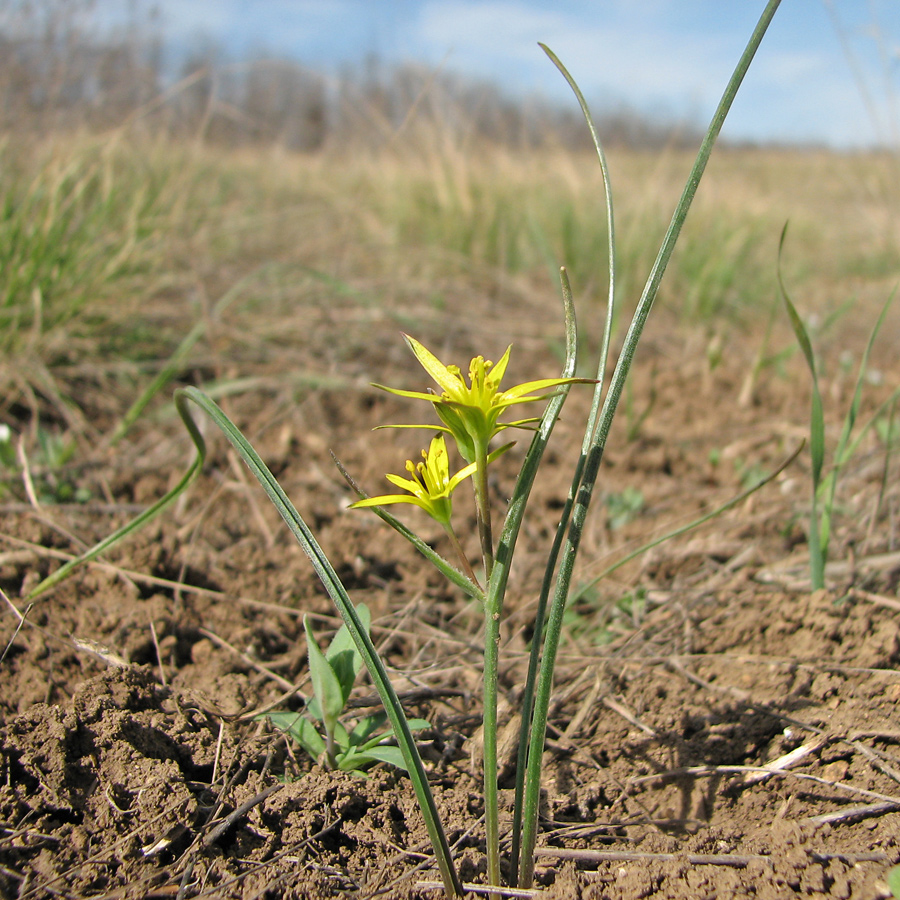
{"left": 0, "top": 0, "right": 703, "bottom": 151}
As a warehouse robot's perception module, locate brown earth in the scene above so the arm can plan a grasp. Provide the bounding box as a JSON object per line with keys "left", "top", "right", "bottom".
{"left": 1, "top": 270, "right": 899, "bottom": 899}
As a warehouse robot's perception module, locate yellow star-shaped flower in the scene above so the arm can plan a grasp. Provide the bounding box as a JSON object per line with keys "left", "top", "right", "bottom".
{"left": 350, "top": 435, "right": 473, "bottom": 527}
{"left": 374, "top": 335, "right": 587, "bottom": 465}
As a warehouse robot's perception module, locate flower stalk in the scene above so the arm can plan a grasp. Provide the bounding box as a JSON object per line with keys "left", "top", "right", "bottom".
{"left": 359, "top": 334, "right": 590, "bottom": 889}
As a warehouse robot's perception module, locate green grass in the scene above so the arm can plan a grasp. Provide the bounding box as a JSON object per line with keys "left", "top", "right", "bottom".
{"left": 0, "top": 138, "right": 173, "bottom": 356}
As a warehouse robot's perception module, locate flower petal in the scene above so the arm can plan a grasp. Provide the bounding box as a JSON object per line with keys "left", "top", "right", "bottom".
{"left": 385, "top": 473, "right": 421, "bottom": 493}
{"left": 486, "top": 345, "right": 512, "bottom": 387}
{"left": 501, "top": 376, "right": 591, "bottom": 401}
{"left": 371, "top": 384, "right": 439, "bottom": 403}
{"left": 350, "top": 495, "right": 424, "bottom": 510}
{"left": 374, "top": 423, "right": 453, "bottom": 433}
{"left": 403, "top": 335, "right": 462, "bottom": 394}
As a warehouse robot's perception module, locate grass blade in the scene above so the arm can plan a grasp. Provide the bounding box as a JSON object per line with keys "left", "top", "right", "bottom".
{"left": 821, "top": 289, "right": 895, "bottom": 549}
{"left": 30, "top": 385, "right": 463, "bottom": 898}
{"left": 517, "top": 0, "right": 784, "bottom": 886}
{"left": 25, "top": 403, "right": 208, "bottom": 599}
{"left": 573, "top": 442, "right": 803, "bottom": 595}
{"left": 171, "top": 387, "right": 463, "bottom": 898}
{"left": 510, "top": 41, "right": 618, "bottom": 878}
{"left": 778, "top": 225, "right": 826, "bottom": 587}
{"left": 481, "top": 266, "right": 579, "bottom": 887}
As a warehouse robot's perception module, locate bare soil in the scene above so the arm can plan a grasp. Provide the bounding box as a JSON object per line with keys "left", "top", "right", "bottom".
{"left": 2, "top": 273, "right": 899, "bottom": 899}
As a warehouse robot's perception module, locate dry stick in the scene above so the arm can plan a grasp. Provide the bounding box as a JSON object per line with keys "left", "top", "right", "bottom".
{"left": 602, "top": 695, "right": 657, "bottom": 737}
{"left": 201, "top": 783, "right": 284, "bottom": 848}
{"left": 561, "top": 673, "right": 602, "bottom": 739}
{"left": 149, "top": 615, "right": 167, "bottom": 686}
{"left": 16, "top": 436, "right": 41, "bottom": 510}
{"left": 846, "top": 737, "right": 900, "bottom": 787}
{"left": 806, "top": 801, "right": 900, "bottom": 826}
{"left": 533, "top": 847, "right": 768, "bottom": 868}
{"left": 0, "top": 587, "right": 32, "bottom": 665}
{"left": 211, "top": 720, "right": 226, "bottom": 786}
{"left": 851, "top": 586, "right": 900, "bottom": 612}
{"left": 740, "top": 738, "right": 830, "bottom": 786}
{"left": 668, "top": 655, "right": 900, "bottom": 790}
{"left": 630, "top": 764, "right": 900, "bottom": 809}
{"left": 810, "top": 850, "right": 892, "bottom": 864}
{"left": 417, "top": 883, "right": 547, "bottom": 898}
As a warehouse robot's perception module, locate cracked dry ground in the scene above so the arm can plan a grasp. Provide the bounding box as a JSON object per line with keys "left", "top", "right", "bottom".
{"left": 1, "top": 286, "right": 899, "bottom": 899}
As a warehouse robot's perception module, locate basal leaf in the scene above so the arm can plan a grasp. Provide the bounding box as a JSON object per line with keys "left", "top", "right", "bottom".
{"left": 304, "top": 615, "right": 344, "bottom": 734}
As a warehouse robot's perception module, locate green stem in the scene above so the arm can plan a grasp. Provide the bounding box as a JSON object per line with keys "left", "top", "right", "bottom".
{"left": 483, "top": 269, "right": 579, "bottom": 890}
{"left": 474, "top": 440, "right": 495, "bottom": 578}
{"left": 483, "top": 588, "right": 502, "bottom": 889}
{"left": 473, "top": 436, "right": 501, "bottom": 887}
{"left": 809, "top": 488, "right": 825, "bottom": 591}
{"left": 510, "top": 329, "right": 593, "bottom": 885}
{"left": 324, "top": 727, "right": 338, "bottom": 771}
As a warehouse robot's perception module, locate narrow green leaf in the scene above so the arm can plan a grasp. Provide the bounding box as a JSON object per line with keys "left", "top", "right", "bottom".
{"left": 822, "top": 290, "right": 896, "bottom": 546}
{"left": 778, "top": 224, "right": 828, "bottom": 588}
{"left": 349, "top": 713, "right": 389, "bottom": 745}
{"left": 333, "top": 719, "right": 351, "bottom": 753}
{"left": 264, "top": 711, "right": 326, "bottom": 761}
{"left": 778, "top": 226, "right": 825, "bottom": 487}
{"left": 355, "top": 717, "right": 431, "bottom": 753}
{"left": 510, "top": 48, "right": 617, "bottom": 874}
{"left": 328, "top": 603, "right": 371, "bottom": 699}
{"left": 26, "top": 389, "right": 208, "bottom": 600}
{"left": 518, "top": 1, "right": 783, "bottom": 887}
{"left": 573, "top": 442, "right": 803, "bottom": 595}
{"left": 304, "top": 616, "right": 344, "bottom": 735}
{"left": 358, "top": 745, "right": 409, "bottom": 771}
{"left": 173, "top": 387, "right": 463, "bottom": 898}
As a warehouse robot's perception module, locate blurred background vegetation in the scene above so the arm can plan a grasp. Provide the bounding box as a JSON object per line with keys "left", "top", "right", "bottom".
{"left": 0, "top": 0, "right": 896, "bottom": 446}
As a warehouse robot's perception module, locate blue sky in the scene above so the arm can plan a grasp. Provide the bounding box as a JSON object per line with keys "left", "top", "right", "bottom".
{"left": 97, "top": 1, "right": 899, "bottom": 148}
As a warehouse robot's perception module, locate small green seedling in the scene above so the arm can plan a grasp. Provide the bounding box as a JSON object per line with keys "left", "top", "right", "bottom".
{"left": 0, "top": 424, "right": 90, "bottom": 504}
{"left": 604, "top": 486, "right": 644, "bottom": 531}
{"left": 265, "top": 604, "right": 429, "bottom": 774}
{"left": 780, "top": 231, "right": 897, "bottom": 590}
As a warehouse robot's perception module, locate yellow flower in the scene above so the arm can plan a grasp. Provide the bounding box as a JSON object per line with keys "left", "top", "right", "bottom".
{"left": 350, "top": 435, "right": 473, "bottom": 526}
{"left": 374, "top": 335, "right": 587, "bottom": 465}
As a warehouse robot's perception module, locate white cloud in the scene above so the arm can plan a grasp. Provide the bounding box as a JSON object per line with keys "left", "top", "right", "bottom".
{"left": 415, "top": 0, "right": 735, "bottom": 112}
